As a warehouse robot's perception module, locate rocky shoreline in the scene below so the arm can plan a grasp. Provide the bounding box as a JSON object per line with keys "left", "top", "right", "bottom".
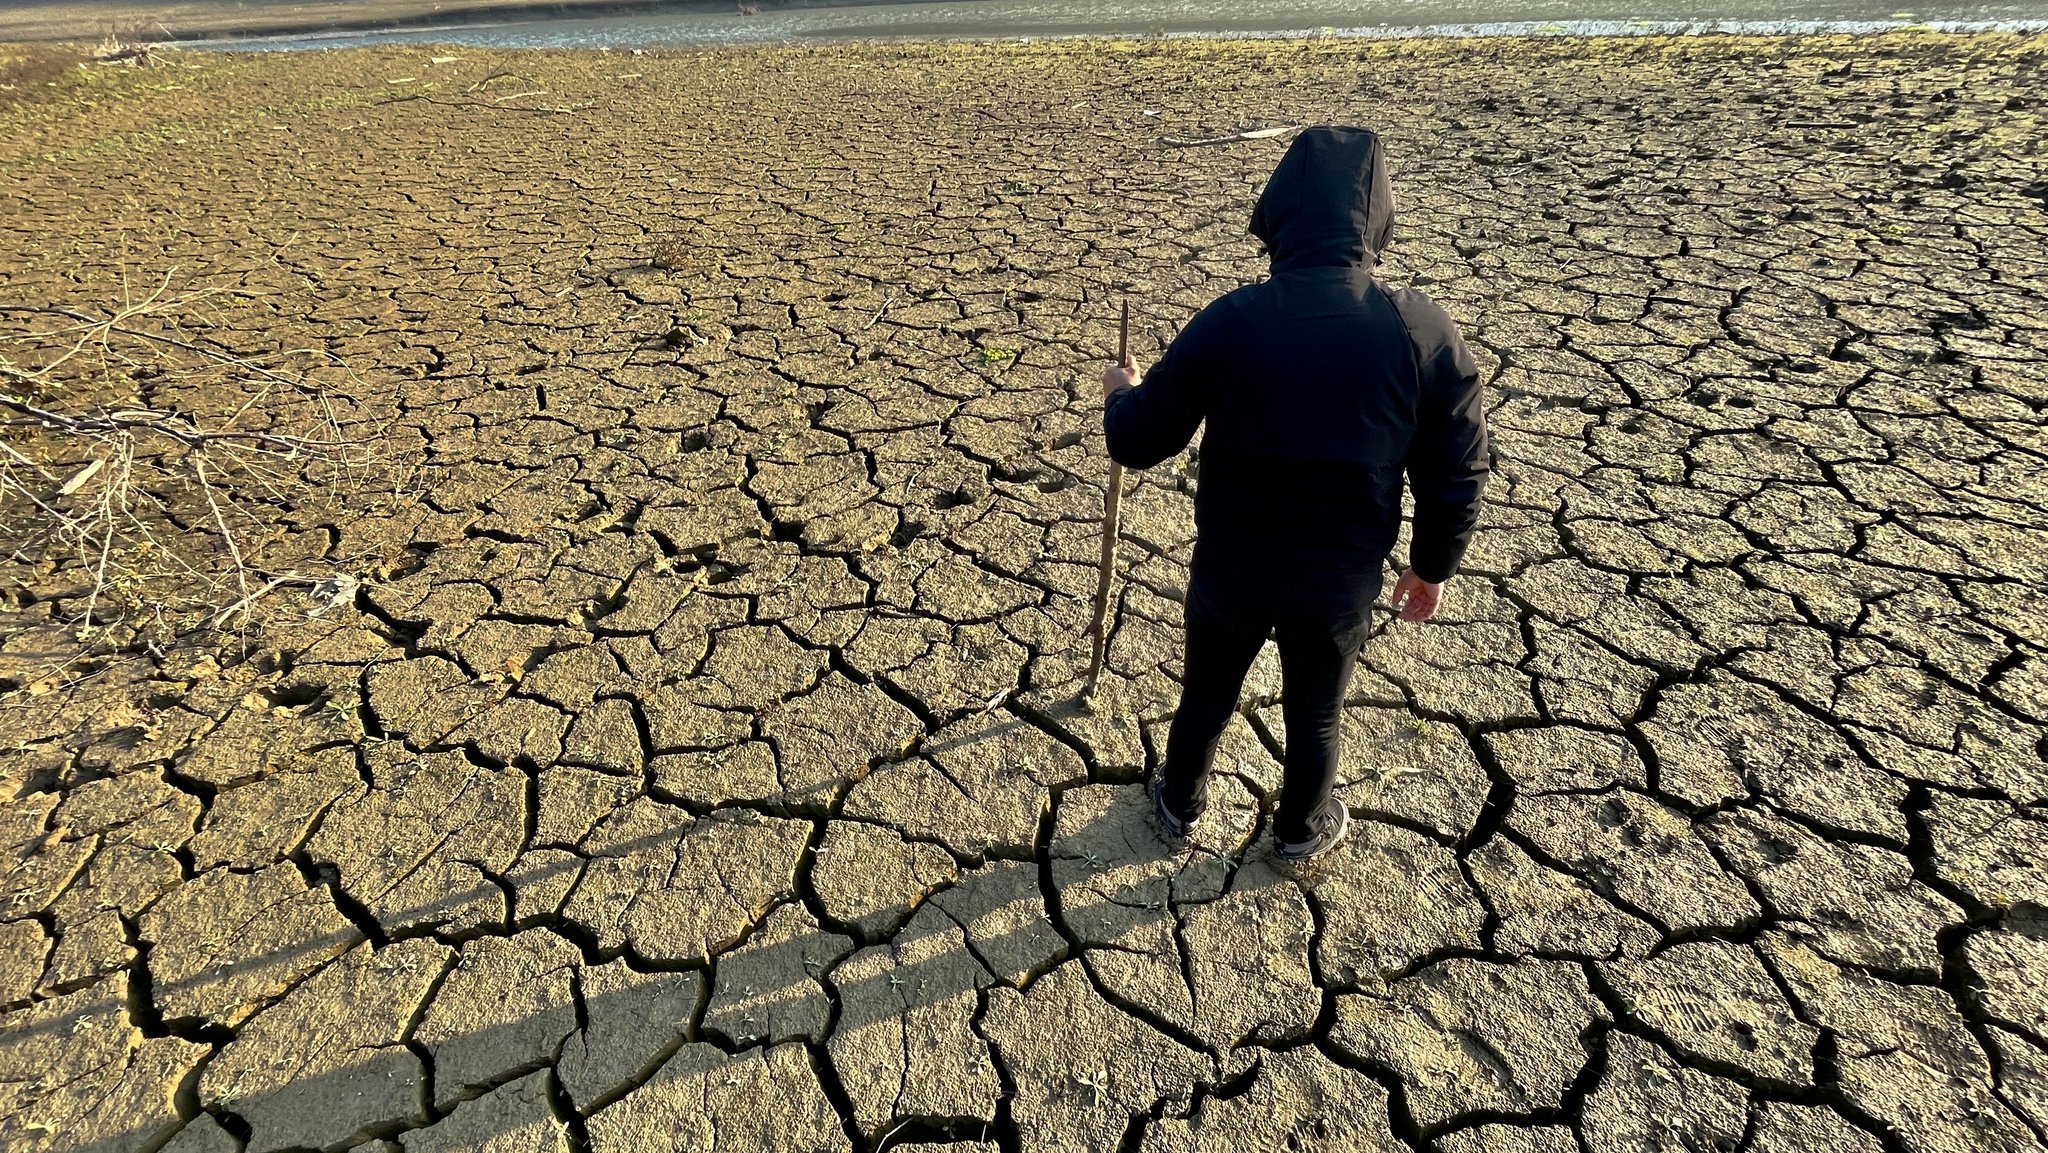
{"left": 2, "top": 33, "right": 2044, "bottom": 1153}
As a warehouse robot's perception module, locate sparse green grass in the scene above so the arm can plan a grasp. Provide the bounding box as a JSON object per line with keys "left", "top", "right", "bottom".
{"left": 1, "top": 52, "right": 382, "bottom": 168}
{"left": 0, "top": 45, "right": 77, "bottom": 107}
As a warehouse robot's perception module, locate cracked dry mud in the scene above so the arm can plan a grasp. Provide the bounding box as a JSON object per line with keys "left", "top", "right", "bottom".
{"left": 1, "top": 29, "right": 2046, "bottom": 1153}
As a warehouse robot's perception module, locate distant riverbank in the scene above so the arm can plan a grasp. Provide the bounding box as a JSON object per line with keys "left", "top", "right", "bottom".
{"left": 7, "top": 0, "right": 2048, "bottom": 49}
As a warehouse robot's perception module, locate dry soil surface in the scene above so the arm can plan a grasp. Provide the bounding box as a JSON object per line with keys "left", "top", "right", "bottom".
{"left": 1, "top": 33, "right": 2045, "bottom": 1153}
{"left": 0, "top": 1, "right": 706, "bottom": 44}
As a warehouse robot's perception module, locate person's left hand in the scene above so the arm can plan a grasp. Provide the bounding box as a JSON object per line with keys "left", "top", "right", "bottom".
{"left": 1101, "top": 361, "right": 1141, "bottom": 400}
{"left": 1389, "top": 569, "right": 1443, "bottom": 622}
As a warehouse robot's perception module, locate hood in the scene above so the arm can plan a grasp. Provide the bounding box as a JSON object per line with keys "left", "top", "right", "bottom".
{"left": 1249, "top": 126, "right": 1394, "bottom": 272}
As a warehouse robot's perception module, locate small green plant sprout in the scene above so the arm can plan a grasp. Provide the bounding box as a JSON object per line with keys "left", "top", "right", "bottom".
{"left": 979, "top": 346, "right": 1019, "bottom": 364}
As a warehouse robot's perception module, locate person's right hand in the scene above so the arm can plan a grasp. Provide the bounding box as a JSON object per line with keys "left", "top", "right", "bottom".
{"left": 1101, "top": 362, "right": 1141, "bottom": 400}
{"left": 1389, "top": 569, "right": 1442, "bottom": 622}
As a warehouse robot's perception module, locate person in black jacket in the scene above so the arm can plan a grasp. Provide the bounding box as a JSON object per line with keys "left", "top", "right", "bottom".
{"left": 1101, "top": 125, "right": 1489, "bottom": 862}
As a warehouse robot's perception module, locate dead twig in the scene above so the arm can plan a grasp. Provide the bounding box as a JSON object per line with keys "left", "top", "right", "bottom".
{"left": 1082, "top": 300, "right": 1130, "bottom": 706}
{"left": 466, "top": 71, "right": 537, "bottom": 92}
{"left": 1161, "top": 125, "right": 1299, "bottom": 148}
{"left": 207, "top": 571, "right": 361, "bottom": 628}
{"left": 390, "top": 95, "right": 589, "bottom": 116}
{"left": 858, "top": 288, "right": 901, "bottom": 333}
{"left": 0, "top": 296, "right": 341, "bottom": 398}
{"left": 0, "top": 390, "right": 336, "bottom": 454}
{"left": 91, "top": 34, "right": 169, "bottom": 67}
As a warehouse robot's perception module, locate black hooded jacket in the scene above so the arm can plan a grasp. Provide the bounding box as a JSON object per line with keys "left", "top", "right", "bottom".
{"left": 1104, "top": 126, "right": 1490, "bottom": 616}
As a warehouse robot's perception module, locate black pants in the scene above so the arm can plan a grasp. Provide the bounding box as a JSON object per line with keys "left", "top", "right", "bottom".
{"left": 1157, "top": 582, "right": 1373, "bottom": 844}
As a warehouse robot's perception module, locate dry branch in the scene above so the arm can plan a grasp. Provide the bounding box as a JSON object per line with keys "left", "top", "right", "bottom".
{"left": 90, "top": 33, "right": 170, "bottom": 67}
{"left": 0, "top": 389, "right": 333, "bottom": 454}
{"left": 1160, "top": 125, "right": 1299, "bottom": 147}
{"left": 0, "top": 280, "right": 375, "bottom": 641}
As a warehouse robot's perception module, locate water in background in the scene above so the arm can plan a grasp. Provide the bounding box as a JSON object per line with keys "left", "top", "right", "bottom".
{"left": 181, "top": 0, "right": 2048, "bottom": 49}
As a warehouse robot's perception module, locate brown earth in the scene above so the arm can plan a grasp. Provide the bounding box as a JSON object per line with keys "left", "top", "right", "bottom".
{"left": 0, "top": 1, "right": 735, "bottom": 44}
{"left": 2, "top": 31, "right": 2046, "bottom": 1153}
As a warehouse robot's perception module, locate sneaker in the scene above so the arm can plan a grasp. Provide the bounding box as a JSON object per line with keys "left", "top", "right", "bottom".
{"left": 1151, "top": 777, "right": 1197, "bottom": 839}
{"left": 1276, "top": 798, "right": 1350, "bottom": 862}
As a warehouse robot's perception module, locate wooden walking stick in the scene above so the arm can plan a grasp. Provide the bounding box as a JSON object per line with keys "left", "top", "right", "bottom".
{"left": 1083, "top": 300, "right": 1129, "bottom": 705}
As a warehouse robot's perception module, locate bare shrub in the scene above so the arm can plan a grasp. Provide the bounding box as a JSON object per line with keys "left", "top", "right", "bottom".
{"left": 0, "top": 273, "right": 379, "bottom": 656}
{"left": 90, "top": 33, "right": 169, "bottom": 68}
{"left": 649, "top": 232, "right": 693, "bottom": 271}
